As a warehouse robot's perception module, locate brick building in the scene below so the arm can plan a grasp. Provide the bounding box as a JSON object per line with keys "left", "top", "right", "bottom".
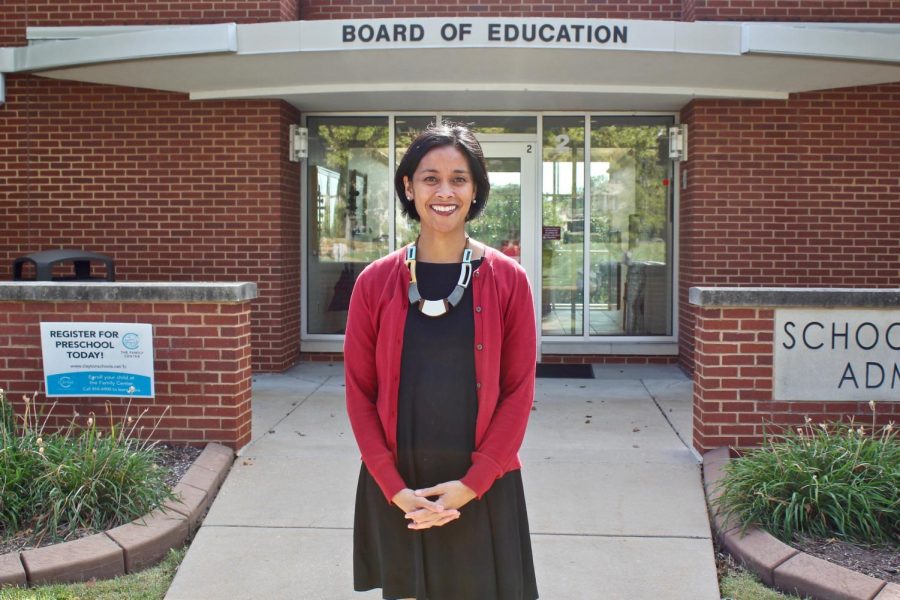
{"left": 2, "top": 1, "right": 898, "bottom": 380}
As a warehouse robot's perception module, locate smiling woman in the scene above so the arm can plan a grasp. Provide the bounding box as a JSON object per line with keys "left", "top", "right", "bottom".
{"left": 344, "top": 123, "right": 539, "bottom": 600}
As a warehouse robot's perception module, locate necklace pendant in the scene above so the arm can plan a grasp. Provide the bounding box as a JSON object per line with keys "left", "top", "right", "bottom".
{"left": 419, "top": 298, "right": 449, "bottom": 317}
{"left": 405, "top": 237, "right": 472, "bottom": 318}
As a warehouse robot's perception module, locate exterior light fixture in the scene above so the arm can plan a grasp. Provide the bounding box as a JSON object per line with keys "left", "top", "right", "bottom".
{"left": 289, "top": 125, "right": 309, "bottom": 162}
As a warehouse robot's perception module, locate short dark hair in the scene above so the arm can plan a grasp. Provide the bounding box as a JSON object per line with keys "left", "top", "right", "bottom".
{"left": 394, "top": 123, "right": 490, "bottom": 222}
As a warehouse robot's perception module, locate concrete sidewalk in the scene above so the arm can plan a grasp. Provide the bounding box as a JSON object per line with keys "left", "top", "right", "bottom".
{"left": 165, "top": 363, "right": 720, "bottom": 600}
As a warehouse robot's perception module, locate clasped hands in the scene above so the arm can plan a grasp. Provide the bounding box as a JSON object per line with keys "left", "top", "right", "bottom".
{"left": 391, "top": 480, "right": 476, "bottom": 530}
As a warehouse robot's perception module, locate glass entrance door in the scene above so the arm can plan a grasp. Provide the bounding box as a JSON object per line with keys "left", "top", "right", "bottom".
{"left": 541, "top": 116, "right": 674, "bottom": 338}
{"left": 301, "top": 114, "right": 674, "bottom": 350}
{"left": 471, "top": 141, "right": 538, "bottom": 326}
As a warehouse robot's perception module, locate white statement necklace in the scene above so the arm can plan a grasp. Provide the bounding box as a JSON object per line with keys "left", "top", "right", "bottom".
{"left": 406, "top": 238, "right": 473, "bottom": 318}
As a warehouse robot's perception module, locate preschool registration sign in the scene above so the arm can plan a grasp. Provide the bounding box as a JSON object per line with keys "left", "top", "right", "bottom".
{"left": 40, "top": 322, "right": 155, "bottom": 398}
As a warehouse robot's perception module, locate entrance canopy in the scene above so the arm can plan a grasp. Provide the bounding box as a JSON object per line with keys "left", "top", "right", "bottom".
{"left": 1, "top": 19, "right": 899, "bottom": 110}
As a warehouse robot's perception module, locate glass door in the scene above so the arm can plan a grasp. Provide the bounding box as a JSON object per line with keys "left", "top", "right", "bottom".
{"left": 301, "top": 114, "right": 674, "bottom": 349}
{"left": 590, "top": 117, "right": 673, "bottom": 337}
{"left": 541, "top": 116, "right": 674, "bottom": 338}
{"left": 471, "top": 141, "right": 538, "bottom": 328}
{"left": 305, "top": 117, "right": 391, "bottom": 335}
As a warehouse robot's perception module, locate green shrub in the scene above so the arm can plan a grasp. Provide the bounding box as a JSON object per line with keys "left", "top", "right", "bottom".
{"left": 0, "top": 388, "right": 176, "bottom": 543}
{"left": 715, "top": 407, "right": 898, "bottom": 545}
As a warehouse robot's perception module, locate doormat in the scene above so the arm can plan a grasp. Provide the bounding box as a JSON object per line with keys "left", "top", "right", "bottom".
{"left": 535, "top": 364, "right": 595, "bottom": 379}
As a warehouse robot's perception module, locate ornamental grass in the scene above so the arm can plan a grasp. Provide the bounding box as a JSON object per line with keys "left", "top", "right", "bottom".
{"left": 714, "top": 402, "right": 899, "bottom": 545}
{"left": 0, "top": 388, "right": 175, "bottom": 544}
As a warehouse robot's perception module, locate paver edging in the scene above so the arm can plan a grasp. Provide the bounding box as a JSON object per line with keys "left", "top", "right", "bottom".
{"left": 0, "top": 442, "right": 234, "bottom": 589}
{"left": 702, "top": 448, "right": 891, "bottom": 600}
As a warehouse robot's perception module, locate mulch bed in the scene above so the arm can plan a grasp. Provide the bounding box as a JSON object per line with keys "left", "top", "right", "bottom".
{"left": 0, "top": 444, "right": 202, "bottom": 556}
{"left": 790, "top": 535, "right": 899, "bottom": 584}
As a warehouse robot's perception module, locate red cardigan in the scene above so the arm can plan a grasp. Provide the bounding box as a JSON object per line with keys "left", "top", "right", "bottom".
{"left": 344, "top": 246, "right": 536, "bottom": 503}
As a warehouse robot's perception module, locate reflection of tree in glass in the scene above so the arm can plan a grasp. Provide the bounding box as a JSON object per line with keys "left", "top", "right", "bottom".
{"left": 469, "top": 182, "right": 521, "bottom": 253}
{"left": 541, "top": 125, "right": 585, "bottom": 229}
{"left": 540, "top": 124, "right": 586, "bottom": 313}
{"left": 591, "top": 126, "right": 668, "bottom": 263}
{"left": 312, "top": 123, "right": 390, "bottom": 262}
{"left": 393, "top": 118, "right": 433, "bottom": 247}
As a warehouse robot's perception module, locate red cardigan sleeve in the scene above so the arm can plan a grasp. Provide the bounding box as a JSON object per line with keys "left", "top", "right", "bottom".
{"left": 344, "top": 267, "right": 407, "bottom": 504}
{"left": 460, "top": 263, "right": 536, "bottom": 497}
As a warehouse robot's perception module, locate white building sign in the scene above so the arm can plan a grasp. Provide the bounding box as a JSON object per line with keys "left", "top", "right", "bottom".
{"left": 297, "top": 17, "right": 704, "bottom": 52}
{"left": 40, "top": 322, "right": 155, "bottom": 398}
{"left": 774, "top": 309, "right": 900, "bottom": 401}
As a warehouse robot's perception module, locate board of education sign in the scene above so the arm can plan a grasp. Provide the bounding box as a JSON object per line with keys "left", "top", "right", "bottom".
{"left": 40, "top": 322, "right": 155, "bottom": 398}
{"left": 774, "top": 309, "right": 900, "bottom": 402}
{"left": 296, "top": 17, "right": 695, "bottom": 53}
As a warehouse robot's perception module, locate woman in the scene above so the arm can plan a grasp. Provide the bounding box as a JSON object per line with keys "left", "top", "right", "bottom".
{"left": 345, "top": 123, "right": 539, "bottom": 600}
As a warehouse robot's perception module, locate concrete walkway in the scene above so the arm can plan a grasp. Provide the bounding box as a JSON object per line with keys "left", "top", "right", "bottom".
{"left": 165, "top": 363, "right": 720, "bottom": 600}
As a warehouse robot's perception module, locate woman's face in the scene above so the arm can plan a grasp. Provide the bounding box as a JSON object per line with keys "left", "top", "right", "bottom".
{"left": 404, "top": 145, "right": 476, "bottom": 238}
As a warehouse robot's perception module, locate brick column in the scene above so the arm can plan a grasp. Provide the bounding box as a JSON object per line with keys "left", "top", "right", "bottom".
{"left": 692, "top": 305, "right": 775, "bottom": 450}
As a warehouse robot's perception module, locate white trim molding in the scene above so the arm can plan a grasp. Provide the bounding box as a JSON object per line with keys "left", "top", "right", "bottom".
{"left": 742, "top": 22, "right": 900, "bottom": 63}
{"left": 10, "top": 23, "right": 237, "bottom": 72}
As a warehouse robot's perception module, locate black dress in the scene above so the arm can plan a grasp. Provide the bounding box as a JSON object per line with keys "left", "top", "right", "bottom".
{"left": 353, "top": 259, "right": 539, "bottom": 600}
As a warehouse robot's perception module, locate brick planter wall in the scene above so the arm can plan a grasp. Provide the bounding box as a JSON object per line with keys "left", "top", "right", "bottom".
{"left": 0, "top": 284, "right": 256, "bottom": 450}
{"left": 690, "top": 290, "right": 900, "bottom": 453}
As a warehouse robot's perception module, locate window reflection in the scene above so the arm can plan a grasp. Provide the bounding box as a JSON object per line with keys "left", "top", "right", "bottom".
{"left": 394, "top": 116, "right": 434, "bottom": 247}
{"left": 442, "top": 115, "right": 537, "bottom": 134}
{"left": 307, "top": 117, "right": 390, "bottom": 334}
{"left": 590, "top": 118, "right": 672, "bottom": 335}
{"left": 541, "top": 117, "right": 585, "bottom": 336}
{"left": 468, "top": 158, "right": 521, "bottom": 262}
{"left": 303, "top": 114, "right": 673, "bottom": 340}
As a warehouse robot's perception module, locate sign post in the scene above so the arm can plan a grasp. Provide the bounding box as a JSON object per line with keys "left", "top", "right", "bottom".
{"left": 40, "top": 322, "right": 155, "bottom": 398}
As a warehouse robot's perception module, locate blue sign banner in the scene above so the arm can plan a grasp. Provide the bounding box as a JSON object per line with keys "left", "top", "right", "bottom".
{"left": 46, "top": 372, "right": 153, "bottom": 397}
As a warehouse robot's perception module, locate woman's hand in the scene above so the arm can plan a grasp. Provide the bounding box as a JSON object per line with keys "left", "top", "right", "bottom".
{"left": 414, "top": 480, "right": 476, "bottom": 511}
{"left": 392, "top": 488, "right": 460, "bottom": 530}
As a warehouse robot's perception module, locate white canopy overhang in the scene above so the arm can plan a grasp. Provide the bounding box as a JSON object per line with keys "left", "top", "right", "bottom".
{"left": 1, "top": 19, "right": 899, "bottom": 111}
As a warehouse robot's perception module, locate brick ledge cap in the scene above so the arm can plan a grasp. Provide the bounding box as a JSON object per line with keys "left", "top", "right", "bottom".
{"left": 0, "top": 282, "right": 258, "bottom": 303}
{"left": 689, "top": 287, "right": 900, "bottom": 309}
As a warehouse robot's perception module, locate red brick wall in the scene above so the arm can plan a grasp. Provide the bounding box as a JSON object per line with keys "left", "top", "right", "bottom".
{"left": 688, "top": 1, "right": 900, "bottom": 22}
{"left": 6, "top": 0, "right": 897, "bottom": 38}
{"left": 0, "top": 76, "right": 301, "bottom": 372}
{"left": 692, "top": 306, "right": 899, "bottom": 452}
{"left": 678, "top": 84, "right": 900, "bottom": 373}
{"left": 281, "top": 0, "right": 301, "bottom": 21}
{"left": 298, "top": 0, "right": 682, "bottom": 20}
{"left": 268, "top": 102, "right": 303, "bottom": 369}
{"left": 682, "top": 0, "right": 698, "bottom": 21}
{"left": 0, "top": 1, "right": 300, "bottom": 47}
{"left": 0, "top": 299, "right": 253, "bottom": 449}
